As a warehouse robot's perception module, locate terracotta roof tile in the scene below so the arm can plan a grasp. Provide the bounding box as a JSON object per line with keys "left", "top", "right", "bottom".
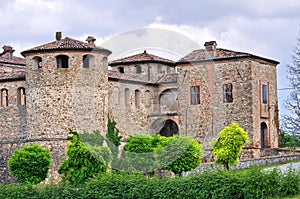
{"left": 0, "top": 52, "right": 26, "bottom": 65}
{"left": 21, "top": 37, "right": 111, "bottom": 56}
{"left": 0, "top": 71, "right": 25, "bottom": 82}
{"left": 178, "top": 48, "right": 279, "bottom": 64}
{"left": 110, "top": 51, "right": 175, "bottom": 66}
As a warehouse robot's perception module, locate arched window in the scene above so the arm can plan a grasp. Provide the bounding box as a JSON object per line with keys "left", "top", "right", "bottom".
{"left": 1, "top": 89, "right": 8, "bottom": 107}
{"left": 83, "top": 54, "right": 95, "bottom": 68}
{"left": 261, "top": 122, "right": 268, "bottom": 148}
{"left": 113, "top": 87, "right": 119, "bottom": 105}
{"left": 145, "top": 90, "right": 151, "bottom": 107}
{"left": 135, "top": 65, "right": 142, "bottom": 74}
{"left": 17, "top": 87, "right": 26, "bottom": 105}
{"left": 135, "top": 89, "right": 141, "bottom": 108}
{"left": 159, "top": 89, "right": 178, "bottom": 114}
{"left": 32, "top": 56, "right": 42, "bottom": 70}
{"left": 56, "top": 55, "right": 69, "bottom": 68}
{"left": 125, "top": 88, "right": 130, "bottom": 106}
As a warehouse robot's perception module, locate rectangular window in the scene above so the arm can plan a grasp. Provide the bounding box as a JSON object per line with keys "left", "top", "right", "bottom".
{"left": 262, "top": 84, "right": 268, "bottom": 104}
{"left": 190, "top": 86, "right": 200, "bottom": 105}
{"left": 223, "top": 83, "right": 233, "bottom": 103}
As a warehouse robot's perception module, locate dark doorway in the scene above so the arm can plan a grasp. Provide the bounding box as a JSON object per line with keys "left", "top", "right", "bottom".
{"left": 159, "top": 120, "right": 178, "bottom": 137}
{"left": 261, "top": 122, "right": 268, "bottom": 148}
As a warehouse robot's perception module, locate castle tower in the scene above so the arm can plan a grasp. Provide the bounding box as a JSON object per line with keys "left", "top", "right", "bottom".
{"left": 21, "top": 32, "right": 112, "bottom": 138}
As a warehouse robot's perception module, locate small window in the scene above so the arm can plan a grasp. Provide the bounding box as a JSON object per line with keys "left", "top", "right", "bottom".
{"left": 145, "top": 90, "right": 151, "bottom": 107}
{"left": 17, "top": 87, "right": 26, "bottom": 105}
{"left": 32, "top": 56, "right": 42, "bottom": 70}
{"left": 118, "top": 67, "right": 124, "bottom": 74}
{"left": 1, "top": 89, "right": 8, "bottom": 107}
{"left": 136, "top": 65, "right": 142, "bottom": 74}
{"left": 125, "top": 88, "right": 130, "bottom": 106}
{"left": 56, "top": 55, "right": 69, "bottom": 68}
{"left": 262, "top": 84, "right": 268, "bottom": 104}
{"left": 135, "top": 89, "right": 141, "bottom": 108}
{"left": 223, "top": 83, "right": 233, "bottom": 103}
{"left": 83, "top": 54, "right": 95, "bottom": 68}
{"left": 190, "top": 86, "right": 200, "bottom": 105}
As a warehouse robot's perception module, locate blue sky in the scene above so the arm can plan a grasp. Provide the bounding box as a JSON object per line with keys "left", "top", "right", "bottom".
{"left": 1, "top": 0, "right": 300, "bottom": 118}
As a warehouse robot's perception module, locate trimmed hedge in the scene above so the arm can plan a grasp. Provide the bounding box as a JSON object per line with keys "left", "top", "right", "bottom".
{"left": 1, "top": 168, "right": 299, "bottom": 199}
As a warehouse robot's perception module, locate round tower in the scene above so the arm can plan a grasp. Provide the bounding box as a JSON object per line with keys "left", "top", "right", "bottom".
{"left": 21, "top": 32, "right": 112, "bottom": 138}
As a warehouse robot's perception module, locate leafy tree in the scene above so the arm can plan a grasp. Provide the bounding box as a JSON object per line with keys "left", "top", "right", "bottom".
{"left": 58, "top": 130, "right": 112, "bottom": 184}
{"left": 106, "top": 114, "right": 121, "bottom": 147}
{"left": 212, "top": 122, "right": 248, "bottom": 170}
{"left": 121, "top": 134, "right": 203, "bottom": 174}
{"left": 279, "top": 130, "right": 300, "bottom": 148}
{"left": 283, "top": 33, "right": 300, "bottom": 133}
{"left": 8, "top": 144, "right": 51, "bottom": 184}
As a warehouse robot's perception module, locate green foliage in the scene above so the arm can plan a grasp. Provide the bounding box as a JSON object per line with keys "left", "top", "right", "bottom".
{"left": 279, "top": 131, "right": 300, "bottom": 148}
{"left": 8, "top": 144, "right": 51, "bottom": 184}
{"left": 106, "top": 114, "right": 121, "bottom": 147}
{"left": 163, "top": 136, "right": 203, "bottom": 174}
{"left": 79, "top": 130, "right": 105, "bottom": 147}
{"left": 121, "top": 134, "right": 203, "bottom": 174}
{"left": 58, "top": 130, "right": 112, "bottom": 185}
{"left": 212, "top": 122, "right": 248, "bottom": 170}
{"left": 1, "top": 168, "right": 299, "bottom": 199}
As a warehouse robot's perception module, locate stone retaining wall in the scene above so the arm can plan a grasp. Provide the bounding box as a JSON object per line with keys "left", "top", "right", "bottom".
{"left": 182, "top": 153, "right": 300, "bottom": 177}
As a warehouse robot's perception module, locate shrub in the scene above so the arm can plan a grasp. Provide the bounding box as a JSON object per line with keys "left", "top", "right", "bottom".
{"left": 58, "top": 130, "right": 112, "bottom": 185}
{"left": 212, "top": 122, "right": 248, "bottom": 170}
{"left": 8, "top": 144, "right": 51, "bottom": 184}
{"left": 121, "top": 134, "right": 203, "bottom": 174}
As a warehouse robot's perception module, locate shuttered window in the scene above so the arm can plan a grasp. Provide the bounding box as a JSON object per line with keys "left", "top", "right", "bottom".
{"left": 190, "top": 86, "right": 200, "bottom": 105}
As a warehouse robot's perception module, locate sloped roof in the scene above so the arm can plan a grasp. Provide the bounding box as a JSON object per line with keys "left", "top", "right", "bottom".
{"left": 21, "top": 37, "right": 111, "bottom": 56}
{"left": 110, "top": 51, "right": 175, "bottom": 66}
{"left": 177, "top": 48, "right": 279, "bottom": 64}
{"left": 0, "top": 71, "right": 25, "bottom": 82}
{"left": 0, "top": 52, "right": 26, "bottom": 66}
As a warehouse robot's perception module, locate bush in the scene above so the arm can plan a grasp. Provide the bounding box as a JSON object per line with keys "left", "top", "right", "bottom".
{"left": 58, "top": 130, "right": 112, "bottom": 185}
{"left": 212, "top": 122, "right": 248, "bottom": 170}
{"left": 8, "top": 144, "right": 51, "bottom": 184}
{"left": 120, "top": 134, "right": 203, "bottom": 174}
{"left": 1, "top": 168, "right": 299, "bottom": 199}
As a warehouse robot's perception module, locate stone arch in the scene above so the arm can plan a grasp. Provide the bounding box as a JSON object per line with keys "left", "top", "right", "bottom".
{"left": 17, "top": 87, "right": 26, "bottom": 105}
{"left": 1, "top": 88, "right": 8, "bottom": 107}
{"left": 135, "top": 89, "right": 141, "bottom": 108}
{"left": 56, "top": 55, "right": 69, "bottom": 68}
{"left": 159, "top": 119, "right": 179, "bottom": 137}
{"left": 159, "top": 89, "right": 178, "bottom": 114}
{"left": 145, "top": 90, "right": 151, "bottom": 107}
{"left": 83, "top": 54, "right": 95, "bottom": 68}
{"left": 261, "top": 122, "right": 268, "bottom": 148}
{"left": 32, "top": 56, "right": 42, "bottom": 70}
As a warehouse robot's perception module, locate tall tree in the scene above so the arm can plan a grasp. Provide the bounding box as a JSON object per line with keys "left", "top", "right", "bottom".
{"left": 212, "top": 122, "right": 248, "bottom": 170}
{"left": 283, "top": 34, "right": 300, "bottom": 135}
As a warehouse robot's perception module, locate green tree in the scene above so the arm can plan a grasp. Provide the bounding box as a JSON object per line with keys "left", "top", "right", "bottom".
{"left": 122, "top": 134, "right": 203, "bottom": 174}
{"left": 212, "top": 122, "right": 248, "bottom": 170}
{"left": 58, "top": 130, "right": 112, "bottom": 185}
{"left": 279, "top": 130, "right": 300, "bottom": 148}
{"left": 106, "top": 114, "right": 121, "bottom": 147}
{"left": 8, "top": 144, "right": 51, "bottom": 184}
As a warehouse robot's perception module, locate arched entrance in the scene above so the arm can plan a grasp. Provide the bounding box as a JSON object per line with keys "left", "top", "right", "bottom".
{"left": 159, "top": 120, "right": 178, "bottom": 137}
{"left": 261, "top": 122, "right": 268, "bottom": 148}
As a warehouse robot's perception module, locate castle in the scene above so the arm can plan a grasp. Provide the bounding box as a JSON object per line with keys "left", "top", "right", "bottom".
{"left": 0, "top": 32, "right": 279, "bottom": 182}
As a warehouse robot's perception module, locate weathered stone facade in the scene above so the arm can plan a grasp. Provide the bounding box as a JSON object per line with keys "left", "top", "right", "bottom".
{"left": 0, "top": 34, "right": 280, "bottom": 183}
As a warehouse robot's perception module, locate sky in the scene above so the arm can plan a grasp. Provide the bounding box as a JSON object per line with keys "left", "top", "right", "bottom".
{"left": 1, "top": 0, "right": 300, "bottom": 119}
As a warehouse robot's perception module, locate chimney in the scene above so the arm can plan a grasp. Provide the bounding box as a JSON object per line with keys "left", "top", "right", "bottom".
{"left": 86, "top": 36, "right": 96, "bottom": 45}
{"left": 204, "top": 41, "right": 217, "bottom": 57}
{"left": 56, "top": 32, "right": 62, "bottom": 41}
{"left": 2, "top": 45, "right": 14, "bottom": 60}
